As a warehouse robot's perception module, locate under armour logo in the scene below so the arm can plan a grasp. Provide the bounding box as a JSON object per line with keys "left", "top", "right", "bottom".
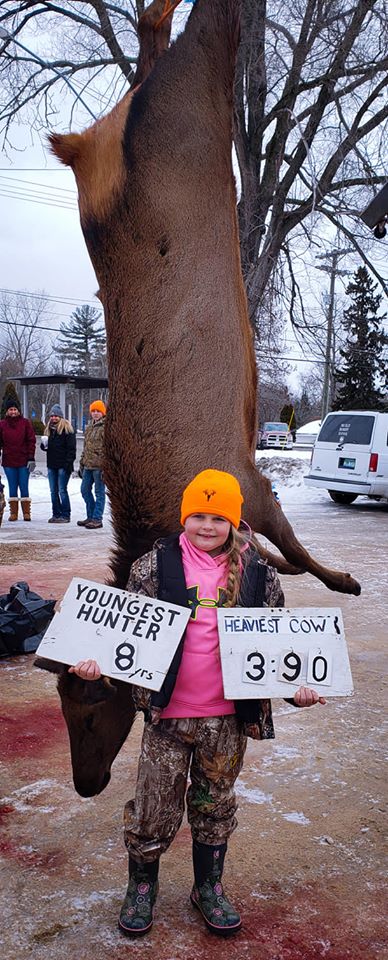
{"left": 203, "top": 488, "right": 216, "bottom": 502}
{"left": 187, "top": 586, "right": 227, "bottom": 619}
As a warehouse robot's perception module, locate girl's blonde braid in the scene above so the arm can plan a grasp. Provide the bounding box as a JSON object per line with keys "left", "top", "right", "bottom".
{"left": 224, "top": 526, "right": 255, "bottom": 607}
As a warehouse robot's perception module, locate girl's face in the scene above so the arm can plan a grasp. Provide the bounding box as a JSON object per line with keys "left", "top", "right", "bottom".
{"left": 6, "top": 406, "right": 20, "bottom": 417}
{"left": 184, "top": 513, "right": 231, "bottom": 556}
{"left": 50, "top": 416, "right": 60, "bottom": 426}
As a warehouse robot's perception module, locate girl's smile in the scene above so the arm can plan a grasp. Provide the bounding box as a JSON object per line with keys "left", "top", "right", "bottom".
{"left": 184, "top": 513, "right": 231, "bottom": 556}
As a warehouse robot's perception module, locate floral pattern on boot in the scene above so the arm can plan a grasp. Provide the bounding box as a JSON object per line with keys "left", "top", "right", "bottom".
{"left": 119, "top": 871, "right": 158, "bottom": 937}
{"left": 190, "top": 878, "right": 242, "bottom": 935}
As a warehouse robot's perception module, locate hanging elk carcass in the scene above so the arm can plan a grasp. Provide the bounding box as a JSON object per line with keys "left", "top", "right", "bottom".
{"left": 36, "top": 0, "right": 360, "bottom": 798}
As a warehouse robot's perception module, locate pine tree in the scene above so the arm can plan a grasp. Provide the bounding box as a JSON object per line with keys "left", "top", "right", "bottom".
{"left": 333, "top": 267, "right": 388, "bottom": 411}
{"left": 280, "top": 403, "right": 296, "bottom": 431}
{"left": 57, "top": 305, "right": 106, "bottom": 375}
{"left": 1, "top": 381, "right": 21, "bottom": 419}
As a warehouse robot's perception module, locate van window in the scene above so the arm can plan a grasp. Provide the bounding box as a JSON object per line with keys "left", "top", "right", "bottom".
{"left": 318, "top": 414, "right": 375, "bottom": 445}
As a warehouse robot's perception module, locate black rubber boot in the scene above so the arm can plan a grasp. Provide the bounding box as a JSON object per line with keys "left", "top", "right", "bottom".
{"left": 118, "top": 856, "right": 159, "bottom": 937}
{"left": 190, "top": 841, "right": 242, "bottom": 936}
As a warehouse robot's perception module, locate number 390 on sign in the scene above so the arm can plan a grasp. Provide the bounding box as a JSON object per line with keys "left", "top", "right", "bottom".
{"left": 243, "top": 647, "right": 333, "bottom": 687}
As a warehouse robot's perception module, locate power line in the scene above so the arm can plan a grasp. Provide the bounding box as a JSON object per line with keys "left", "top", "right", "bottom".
{"left": 0, "top": 168, "right": 70, "bottom": 172}
{"left": 0, "top": 287, "right": 98, "bottom": 306}
{"left": 2, "top": 317, "right": 380, "bottom": 366}
{"left": 0, "top": 174, "right": 78, "bottom": 209}
{"left": 0, "top": 319, "right": 65, "bottom": 334}
{"left": 0, "top": 188, "right": 77, "bottom": 211}
{"left": 0, "top": 175, "right": 76, "bottom": 195}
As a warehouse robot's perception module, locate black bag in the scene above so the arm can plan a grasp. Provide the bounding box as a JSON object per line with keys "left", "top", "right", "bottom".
{"left": 0, "top": 581, "right": 56, "bottom": 657}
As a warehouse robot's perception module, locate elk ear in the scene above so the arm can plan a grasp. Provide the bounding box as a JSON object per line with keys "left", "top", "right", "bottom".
{"left": 34, "top": 655, "right": 66, "bottom": 675}
{"left": 48, "top": 132, "right": 82, "bottom": 169}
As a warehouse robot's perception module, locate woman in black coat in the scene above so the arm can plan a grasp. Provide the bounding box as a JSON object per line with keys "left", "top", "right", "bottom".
{"left": 41, "top": 404, "right": 76, "bottom": 523}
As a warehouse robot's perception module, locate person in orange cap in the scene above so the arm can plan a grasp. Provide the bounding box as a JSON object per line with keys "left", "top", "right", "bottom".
{"left": 77, "top": 399, "right": 107, "bottom": 529}
{"left": 70, "top": 468, "right": 325, "bottom": 937}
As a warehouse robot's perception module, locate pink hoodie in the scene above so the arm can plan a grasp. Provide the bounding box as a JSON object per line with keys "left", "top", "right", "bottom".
{"left": 161, "top": 533, "right": 235, "bottom": 719}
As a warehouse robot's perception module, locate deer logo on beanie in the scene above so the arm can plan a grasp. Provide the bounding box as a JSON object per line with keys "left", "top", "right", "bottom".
{"left": 180, "top": 469, "right": 243, "bottom": 529}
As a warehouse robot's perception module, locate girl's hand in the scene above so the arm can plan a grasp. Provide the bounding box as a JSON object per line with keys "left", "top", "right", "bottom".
{"left": 294, "top": 686, "right": 326, "bottom": 707}
{"left": 69, "top": 659, "right": 102, "bottom": 681}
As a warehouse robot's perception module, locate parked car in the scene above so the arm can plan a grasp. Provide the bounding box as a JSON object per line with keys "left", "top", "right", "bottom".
{"left": 295, "top": 419, "right": 321, "bottom": 446}
{"left": 258, "top": 422, "right": 293, "bottom": 450}
{"left": 304, "top": 410, "right": 388, "bottom": 504}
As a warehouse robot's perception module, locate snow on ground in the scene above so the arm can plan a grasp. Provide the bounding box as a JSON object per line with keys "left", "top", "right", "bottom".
{"left": 22, "top": 474, "right": 100, "bottom": 523}
{"left": 1, "top": 450, "right": 325, "bottom": 535}
{"left": 255, "top": 448, "right": 329, "bottom": 505}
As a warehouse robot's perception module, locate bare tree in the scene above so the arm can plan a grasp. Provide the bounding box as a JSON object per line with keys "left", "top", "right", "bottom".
{"left": 235, "top": 0, "right": 388, "bottom": 324}
{"left": 0, "top": 290, "right": 54, "bottom": 375}
{"left": 1, "top": 1, "right": 387, "bottom": 327}
{"left": 293, "top": 369, "right": 324, "bottom": 422}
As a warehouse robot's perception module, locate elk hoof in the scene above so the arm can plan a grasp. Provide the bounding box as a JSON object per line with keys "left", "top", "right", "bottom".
{"left": 346, "top": 575, "right": 361, "bottom": 596}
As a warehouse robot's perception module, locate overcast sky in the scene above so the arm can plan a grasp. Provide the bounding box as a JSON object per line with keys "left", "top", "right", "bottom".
{"left": 0, "top": 4, "right": 190, "bottom": 331}
{"left": 1, "top": 127, "right": 99, "bottom": 324}
{"left": 1, "top": 3, "right": 386, "bottom": 388}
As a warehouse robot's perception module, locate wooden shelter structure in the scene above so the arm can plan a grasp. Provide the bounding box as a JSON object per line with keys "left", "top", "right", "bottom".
{"left": 15, "top": 374, "right": 108, "bottom": 429}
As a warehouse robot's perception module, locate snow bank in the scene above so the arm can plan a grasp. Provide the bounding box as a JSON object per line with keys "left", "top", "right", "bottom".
{"left": 255, "top": 449, "right": 328, "bottom": 505}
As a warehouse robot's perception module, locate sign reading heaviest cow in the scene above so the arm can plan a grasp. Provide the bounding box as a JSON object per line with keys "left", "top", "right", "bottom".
{"left": 217, "top": 607, "right": 353, "bottom": 698}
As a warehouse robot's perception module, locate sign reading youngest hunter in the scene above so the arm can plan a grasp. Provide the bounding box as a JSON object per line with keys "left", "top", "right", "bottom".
{"left": 36, "top": 577, "right": 191, "bottom": 690}
{"left": 217, "top": 608, "right": 353, "bottom": 699}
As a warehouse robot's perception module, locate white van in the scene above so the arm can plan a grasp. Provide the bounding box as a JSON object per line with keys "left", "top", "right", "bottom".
{"left": 305, "top": 410, "right": 388, "bottom": 504}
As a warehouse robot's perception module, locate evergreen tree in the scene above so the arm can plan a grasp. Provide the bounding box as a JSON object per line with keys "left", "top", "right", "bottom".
{"left": 57, "top": 305, "right": 106, "bottom": 375}
{"left": 1, "top": 381, "right": 21, "bottom": 419}
{"left": 333, "top": 267, "right": 388, "bottom": 411}
{"left": 293, "top": 389, "right": 314, "bottom": 426}
{"left": 280, "top": 403, "right": 296, "bottom": 431}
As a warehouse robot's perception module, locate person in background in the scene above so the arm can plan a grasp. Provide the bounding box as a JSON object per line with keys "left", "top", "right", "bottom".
{"left": 41, "top": 404, "right": 76, "bottom": 523}
{"left": 0, "top": 473, "right": 5, "bottom": 526}
{"left": 0, "top": 396, "right": 36, "bottom": 521}
{"left": 77, "top": 399, "right": 106, "bottom": 530}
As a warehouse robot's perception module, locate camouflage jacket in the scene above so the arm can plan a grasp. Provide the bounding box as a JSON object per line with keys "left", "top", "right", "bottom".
{"left": 79, "top": 417, "right": 105, "bottom": 470}
{"left": 126, "top": 540, "right": 285, "bottom": 740}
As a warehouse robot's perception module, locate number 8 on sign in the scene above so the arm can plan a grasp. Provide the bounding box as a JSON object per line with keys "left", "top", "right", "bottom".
{"left": 113, "top": 641, "right": 136, "bottom": 673}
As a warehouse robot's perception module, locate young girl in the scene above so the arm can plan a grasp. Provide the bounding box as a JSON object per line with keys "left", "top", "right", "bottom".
{"left": 70, "top": 469, "right": 325, "bottom": 938}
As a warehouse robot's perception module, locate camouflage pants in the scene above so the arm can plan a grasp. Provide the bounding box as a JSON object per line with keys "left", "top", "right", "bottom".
{"left": 124, "top": 715, "right": 247, "bottom": 862}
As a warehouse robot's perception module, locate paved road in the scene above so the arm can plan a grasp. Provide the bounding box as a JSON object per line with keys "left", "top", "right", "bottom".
{"left": 1, "top": 491, "right": 387, "bottom": 960}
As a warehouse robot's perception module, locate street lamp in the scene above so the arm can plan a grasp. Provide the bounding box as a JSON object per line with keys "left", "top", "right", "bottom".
{"left": 360, "top": 183, "right": 388, "bottom": 240}
{"left": 0, "top": 27, "right": 97, "bottom": 120}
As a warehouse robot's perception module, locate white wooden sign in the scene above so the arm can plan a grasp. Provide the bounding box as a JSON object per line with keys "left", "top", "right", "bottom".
{"left": 36, "top": 577, "right": 191, "bottom": 690}
{"left": 217, "top": 608, "right": 353, "bottom": 698}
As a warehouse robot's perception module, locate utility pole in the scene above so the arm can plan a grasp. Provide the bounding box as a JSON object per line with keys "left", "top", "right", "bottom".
{"left": 316, "top": 247, "right": 351, "bottom": 419}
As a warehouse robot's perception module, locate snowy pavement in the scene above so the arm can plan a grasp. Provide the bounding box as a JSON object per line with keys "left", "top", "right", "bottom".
{"left": 0, "top": 449, "right": 376, "bottom": 594}
{"left": 1, "top": 451, "right": 387, "bottom": 959}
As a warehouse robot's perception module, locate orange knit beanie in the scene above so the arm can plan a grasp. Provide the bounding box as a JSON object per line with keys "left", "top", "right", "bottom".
{"left": 180, "top": 469, "right": 244, "bottom": 529}
{"left": 90, "top": 400, "right": 106, "bottom": 415}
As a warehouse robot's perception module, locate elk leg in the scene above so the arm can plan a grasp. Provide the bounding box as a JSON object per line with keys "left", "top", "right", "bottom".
{"left": 262, "top": 503, "right": 360, "bottom": 595}
{"left": 244, "top": 467, "right": 361, "bottom": 596}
